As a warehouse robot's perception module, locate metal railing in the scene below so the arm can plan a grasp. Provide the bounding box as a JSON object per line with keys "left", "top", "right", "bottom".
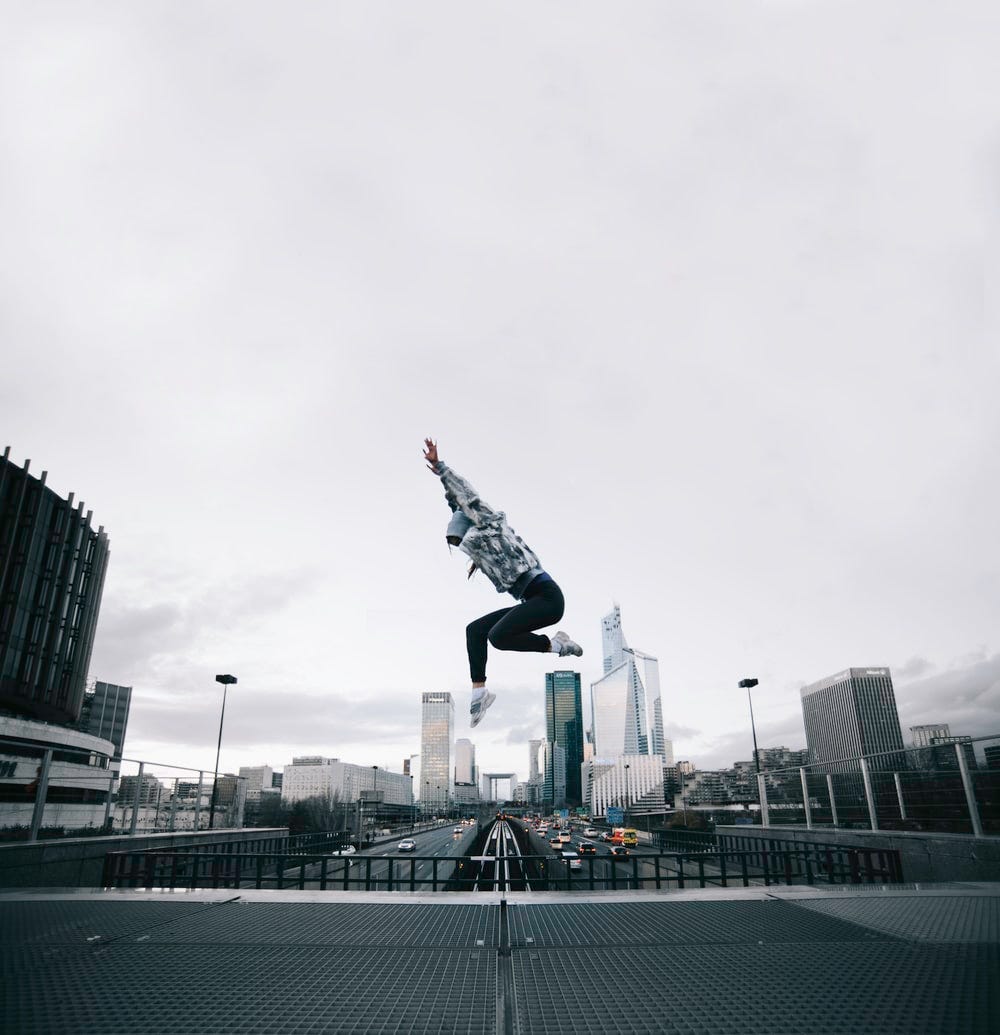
{"left": 0, "top": 734, "right": 253, "bottom": 841}
{"left": 750, "top": 734, "right": 1000, "bottom": 836}
{"left": 104, "top": 843, "right": 902, "bottom": 892}
{"left": 2, "top": 734, "right": 427, "bottom": 843}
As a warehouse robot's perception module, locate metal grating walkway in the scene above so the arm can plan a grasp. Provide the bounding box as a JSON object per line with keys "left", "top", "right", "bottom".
{"left": 2, "top": 886, "right": 997, "bottom": 1034}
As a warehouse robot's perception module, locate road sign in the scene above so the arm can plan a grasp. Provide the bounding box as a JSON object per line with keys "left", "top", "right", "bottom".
{"left": 607, "top": 807, "right": 624, "bottom": 825}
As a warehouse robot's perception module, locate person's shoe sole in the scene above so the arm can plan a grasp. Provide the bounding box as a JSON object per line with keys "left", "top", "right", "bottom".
{"left": 470, "top": 691, "right": 496, "bottom": 728}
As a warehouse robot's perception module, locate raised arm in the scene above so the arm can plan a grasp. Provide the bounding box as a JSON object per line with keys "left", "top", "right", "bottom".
{"left": 423, "top": 438, "right": 499, "bottom": 527}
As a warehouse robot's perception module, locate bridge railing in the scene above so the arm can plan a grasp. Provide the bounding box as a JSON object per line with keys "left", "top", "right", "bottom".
{"left": 0, "top": 735, "right": 252, "bottom": 842}
{"left": 103, "top": 843, "right": 901, "bottom": 892}
{"left": 749, "top": 733, "right": 1000, "bottom": 836}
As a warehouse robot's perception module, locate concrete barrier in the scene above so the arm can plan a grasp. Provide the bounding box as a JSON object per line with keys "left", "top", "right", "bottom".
{"left": 716, "top": 824, "right": 1000, "bottom": 883}
{"left": 0, "top": 828, "right": 289, "bottom": 889}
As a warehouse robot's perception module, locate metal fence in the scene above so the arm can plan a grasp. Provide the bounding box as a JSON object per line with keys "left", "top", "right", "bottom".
{"left": 104, "top": 842, "right": 902, "bottom": 893}
{"left": 0, "top": 734, "right": 250, "bottom": 842}
{"left": 750, "top": 734, "right": 1000, "bottom": 836}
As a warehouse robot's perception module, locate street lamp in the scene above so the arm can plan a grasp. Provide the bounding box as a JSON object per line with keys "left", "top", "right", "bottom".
{"left": 208, "top": 674, "right": 238, "bottom": 830}
{"left": 623, "top": 763, "right": 631, "bottom": 818}
{"left": 738, "top": 678, "right": 761, "bottom": 812}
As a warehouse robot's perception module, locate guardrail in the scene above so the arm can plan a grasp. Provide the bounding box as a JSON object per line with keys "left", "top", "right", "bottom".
{"left": 748, "top": 734, "right": 1000, "bottom": 836}
{"left": 103, "top": 843, "right": 902, "bottom": 892}
{"left": 0, "top": 734, "right": 252, "bottom": 841}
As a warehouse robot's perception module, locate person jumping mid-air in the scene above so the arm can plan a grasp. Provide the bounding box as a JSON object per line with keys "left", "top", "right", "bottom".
{"left": 424, "top": 438, "right": 582, "bottom": 727}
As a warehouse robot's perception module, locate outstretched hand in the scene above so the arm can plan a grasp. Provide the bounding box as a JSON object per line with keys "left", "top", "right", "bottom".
{"left": 423, "top": 438, "right": 440, "bottom": 472}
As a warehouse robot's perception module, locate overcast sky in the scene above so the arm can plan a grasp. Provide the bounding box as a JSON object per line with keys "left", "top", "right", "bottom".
{"left": 3, "top": 3, "right": 997, "bottom": 786}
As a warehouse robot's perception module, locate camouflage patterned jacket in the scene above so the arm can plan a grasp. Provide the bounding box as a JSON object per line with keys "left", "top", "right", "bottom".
{"left": 434, "top": 462, "right": 542, "bottom": 595}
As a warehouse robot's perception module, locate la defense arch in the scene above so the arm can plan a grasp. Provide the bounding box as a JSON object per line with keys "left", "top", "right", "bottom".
{"left": 481, "top": 773, "right": 516, "bottom": 801}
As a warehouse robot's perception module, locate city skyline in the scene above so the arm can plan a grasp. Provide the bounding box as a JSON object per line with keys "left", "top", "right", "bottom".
{"left": 3, "top": 4, "right": 997, "bottom": 784}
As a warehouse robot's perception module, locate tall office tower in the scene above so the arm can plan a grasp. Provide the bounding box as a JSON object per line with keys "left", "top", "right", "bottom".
{"left": 592, "top": 604, "right": 669, "bottom": 759}
{"left": 543, "top": 741, "right": 566, "bottom": 808}
{"left": 545, "top": 670, "right": 584, "bottom": 804}
{"left": 0, "top": 449, "right": 111, "bottom": 723}
{"left": 77, "top": 681, "right": 132, "bottom": 759}
{"left": 591, "top": 661, "right": 647, "bottom": 757}
{"left": 238, "top": 765, "right": 274, "bottom": 793}
{"left": 455, "top": 738, "right": 475, "bottom": 785}
{"left": 528, "top": 739, "right": 543, "bottom": 781}
{"left": 601, "top": 604, "right": 627, "bottom": 674}
{"left": 626, "top": 648, "right": 673, "bottom": 764}
{"left": 800, "top": 667, "right": 905, "bottom": 770}
{"left": 420, "top": 692, "right": 455, "bottom": 808}
{"left": 910, "top": 723, "right": 951, "bottom": 747}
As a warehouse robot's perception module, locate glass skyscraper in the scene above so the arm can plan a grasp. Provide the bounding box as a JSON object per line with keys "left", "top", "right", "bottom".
{"left": 545, "top": 670, "right": 584, "bottom": 805}
{"left": 590, "top": 605, "right": 670, "bottom": 762}
{"left": 420, "top": 692, "right": 454, "bottom": 808}
{"left": 454, "top": 737, "right": 475, "bottom": 785}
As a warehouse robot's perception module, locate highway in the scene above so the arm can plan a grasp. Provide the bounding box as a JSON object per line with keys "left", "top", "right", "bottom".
{"left": 515, "top": 819, "right": 675, "bottom": 890}
{"left": 320, "top": 821, "right": 477, "bottom": 890}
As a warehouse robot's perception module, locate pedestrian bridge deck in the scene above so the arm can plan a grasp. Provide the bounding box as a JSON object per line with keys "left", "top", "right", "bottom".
{"left": 3, "top": 883, "right": 997, "bottom": 1033}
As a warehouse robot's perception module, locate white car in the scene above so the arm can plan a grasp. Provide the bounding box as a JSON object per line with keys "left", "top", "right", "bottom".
{"left": 331, "top": 845, "right": 356, "bottom": 856}
{"left": 583, "top": 827, "right": 600, "bottom": 837}
{"left": 561, "top": 850, "right": 582, "bottom": 870}
{"left": 397, "top": 839, "right": 417, "bottom": 852}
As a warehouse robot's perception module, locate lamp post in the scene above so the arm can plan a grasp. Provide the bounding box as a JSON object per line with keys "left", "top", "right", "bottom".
{"left": 738, "top": 678, "right": 761, "bottom": 813}
{"left": 371, "top": 766, "right": 378, "bottom": 842}
{"left": 623, "top": 763, "right": 631, "bottom": 820}
{"left": 208, "top": 674, "right": 238, "bottom": 830}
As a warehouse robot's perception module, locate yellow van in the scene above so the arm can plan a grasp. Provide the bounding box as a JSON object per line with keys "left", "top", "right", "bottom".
{"left": 611, "top": 827, "right": 638, "bottom": 847}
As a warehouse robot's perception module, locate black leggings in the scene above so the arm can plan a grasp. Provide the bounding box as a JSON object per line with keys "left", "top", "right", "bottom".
{"left": 466, "top": 579, "right": 565, "bottom": 683}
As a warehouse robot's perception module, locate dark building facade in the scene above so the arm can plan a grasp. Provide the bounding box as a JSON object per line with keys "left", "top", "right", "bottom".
{"left": 0, "top": 449, "right": 110, "bottom": 723}
{"left": 800, "top": 667, "right": 905, "bottom": 771}
{"left": 76, "top": 681, "right": 132, "bottom": 759}
{"left": 545, "top": 670, "right": 584, "bottom": 805}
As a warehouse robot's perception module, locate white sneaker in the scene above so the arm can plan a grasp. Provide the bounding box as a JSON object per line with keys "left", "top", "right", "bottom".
{"left": 470, "top": 690, "right": 496, "bottom": 728}
{"left": 551, "top": 631, "right": 583, "bottom": 657}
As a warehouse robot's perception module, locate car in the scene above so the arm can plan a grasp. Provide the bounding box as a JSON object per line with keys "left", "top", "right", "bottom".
{"left": 397, "top": 839, "right": 417, "bottom": 852}
{"left": 330, "top": 844, "right": 356, "bottom": 856}
{"left": 610, "top": 845, "right": 630, "bottom": 857}
{"left": 583, "top": 827, "right": 600, "bottom": 838}
{"left": 577, "top": 841, "right": 596, "bottom": 855}
{"left": 560, "top": 850, "right": 582, "bottom": 870}
{"left": 548, "top": 836, "right": 563, "bottom": 849}
{"left": 453, "top": 827, "right": 463, "bottom": 834}
{"left": 600, "top": 831, "right": 615, "bottom": 842}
